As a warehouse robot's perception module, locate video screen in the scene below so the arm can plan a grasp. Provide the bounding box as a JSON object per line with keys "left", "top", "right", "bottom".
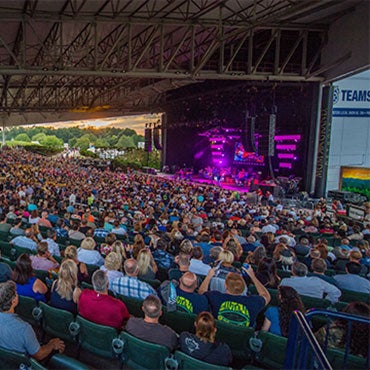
{"left": 234, "top": 142, "right": 264, "bottom": 165}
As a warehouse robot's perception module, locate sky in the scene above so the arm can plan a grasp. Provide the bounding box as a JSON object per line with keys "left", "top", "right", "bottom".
{"left": 33, "top": 113, "right": 161, "bottom": 136}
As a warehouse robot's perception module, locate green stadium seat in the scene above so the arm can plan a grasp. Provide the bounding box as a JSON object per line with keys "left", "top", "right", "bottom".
{"left": 340, "top": 289, "right": 370, "bottom": 305}
{"left": 85, "top": 263, "right": 99, "bottom": 281}
{"left": 326, "top": 348, "right": 367, "bottom": 370}
{"left": 116, "top": 293, "right": 144, "bottom": 318}
{"left": 75, "top": 315, "right": 123, "bottom": 359}
{"left": 0, "top": 230, "right": 10, "bottom": 241}
{"left": 300, "top": 294, "right": 332, "bottom": 310}
{"left": 121, "top": 331, "right": 170, "bottom": 370}
{"left": 138, "top": 277, "right": 161, "bottom": 289}
{"left": 15, "top": 295, "right": 41, "bottom": 326}
{"left": 215, "top": 320, "right": 255, "bottom": 364}
{"left": 14, "top": 245, "right": 36, "bottom": 259}
{"left": 277, "top": 269, "right": 291, "bottom": 279}
{"left": 0, "top": 240, "right": 16, "bottom": 260}
{"left": 0, "top": 257, "right": 16, "bottom": 270}
{"left": 69, "top": 238, "right": 82, "bottom": 248}
{"left": 48, "top": 354, "right": 90, "bottom": 370}
{"left": 159, "top": 308, "right": 196, "bottom": 334}
{"left": 39, "top": 302, "right": 76, "bottom": 343}
{"left": 38, "top": 225, "right": 50, "bottom": 239}
{"left": 254, "top": 332, "right": 287, "bottom": 369}
{"left": 174, "top": 350, "right": 233, "bottom": 370}
{"left": 0, "top": 346, "right": 46, "bottom": 370}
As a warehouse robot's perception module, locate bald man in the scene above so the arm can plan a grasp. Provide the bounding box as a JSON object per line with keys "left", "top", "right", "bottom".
{"left": 111, "top": 258, "right": 157, "bottom": 300}
{"left": 175, "top": 272, "right": 209, "bottom": 314}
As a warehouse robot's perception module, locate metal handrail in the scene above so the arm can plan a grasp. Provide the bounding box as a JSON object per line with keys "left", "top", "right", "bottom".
{"left": 284, "top": 310, "right": 332, "bottom": 370}
{"left": 305, "top": 308, "right": 370, "bottom": 370}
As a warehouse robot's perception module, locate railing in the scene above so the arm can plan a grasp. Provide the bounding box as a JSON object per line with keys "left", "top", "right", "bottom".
{"left": 284, "top": 310, "right": 332, "bottom": 370}
{"left": 305, "top": 309, "right": 370, "bottom": 370}
{"left": 284, "top": 309, "right": 370, "bottom": 370}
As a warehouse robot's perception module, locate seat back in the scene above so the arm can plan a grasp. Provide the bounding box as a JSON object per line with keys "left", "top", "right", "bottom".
{"left": 215, "top": 320, "right": 255, "bottom": 364}
{"left": 39, "top": 302, "right": 76, "bottom": 343}
{"left": 0, "top": 346, "right": 46, "bottom": 370}
{"left": 174, "top": 350, "right": 232, "bottom": 370}
{"left": 254, "top": 332, "right": 287, "bottom": 369}
{"left": 326, "top": 348, "right": 367, "bottom": 370}
{"left": 121, "top": 331, "right": 170, "bottom": 370}
{"left": 0, "top": 240, "right": 16, "bottom": 260}
{"left": 48, "top": 354, "right": 90, "bottom": 370}
{"left": 138, "top": 277, "right": 161, "bottom": 289}
{"left": 14, "top": 245, "right": 36, "bottom": 259}
{"left": 116, "top": 293, "right": 144, "bottom": 318}
{"left": 300, "top": 294, "right": 331, "bottom": 309}
{"left": 340, "top": 289, "right": 370, "bottom": 305}
{"left": 0, "top": 230, "right": 10, "bottom": 241}
{"left": 15, "top": 295, "right": 40, "bottom": 326}
{"left": 76, "top": 315, "right": 120, "bottom": 358}
{"left": 160, "top": 308, "right": 196, "bottom": 334}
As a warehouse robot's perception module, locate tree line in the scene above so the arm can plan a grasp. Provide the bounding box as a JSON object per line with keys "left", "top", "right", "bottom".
{"left": 6, "top": 125, "right": 144, "bottom": 149}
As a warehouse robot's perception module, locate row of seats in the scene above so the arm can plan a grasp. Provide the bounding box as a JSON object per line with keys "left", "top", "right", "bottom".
{"left": 14, "top": 294, "right": 367, "bottom": 370}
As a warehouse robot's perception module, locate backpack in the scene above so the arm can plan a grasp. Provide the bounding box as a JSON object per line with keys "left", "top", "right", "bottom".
{"left": 158, "top": 280, "right": 179, "bottom": 312}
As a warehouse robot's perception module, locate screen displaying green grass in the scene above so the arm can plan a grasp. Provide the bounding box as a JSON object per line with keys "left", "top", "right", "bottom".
{"left": 340, "top": 167, "right": 370, "bottom": 200}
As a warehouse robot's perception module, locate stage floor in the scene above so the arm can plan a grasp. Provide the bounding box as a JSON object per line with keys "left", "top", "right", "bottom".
{"left": 157, "top": 173, "right": 251, "bottom": 193}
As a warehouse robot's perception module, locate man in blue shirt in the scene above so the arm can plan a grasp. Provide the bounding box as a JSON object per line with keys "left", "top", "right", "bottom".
{"left": 10, "top": 228, "right": 37, "bottom": 251}
{"left": 0, "top": 281, "right": 65, "bottom": 360}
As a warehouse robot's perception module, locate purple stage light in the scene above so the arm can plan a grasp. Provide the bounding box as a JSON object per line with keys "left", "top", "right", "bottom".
{"left": 276, "top": 144, "right": 296, "bottom": 151}
{"left": 274, "top": 135, "right": 301, "bottom": 141}
{"left": 279, "top": 162, "right": 292, "bottom": 169}
{"left": 277, "top": 153, "right": 295, "bottom": 159}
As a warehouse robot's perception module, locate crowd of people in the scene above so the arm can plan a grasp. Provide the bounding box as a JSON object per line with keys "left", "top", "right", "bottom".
{"left": 0, "top": 146, "right": 369, "bottom": 367}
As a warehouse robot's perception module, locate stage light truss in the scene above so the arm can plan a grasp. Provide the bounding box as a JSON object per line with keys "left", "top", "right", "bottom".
{"left": 0, "top": 0, "right": 356, "bottom": 119}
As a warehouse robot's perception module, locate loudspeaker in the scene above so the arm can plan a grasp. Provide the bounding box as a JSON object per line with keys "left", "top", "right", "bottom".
{"left": 268, "top": 114, "right": 276, "bottom": 156}
{"left": 144, "top": 128, "right": 152, "bottom": 152}
{"left": 153, "top": 127, "right": 162, "bottom": 150}
{"left": 241, "top": 112, "right": 256, "bottom": 152}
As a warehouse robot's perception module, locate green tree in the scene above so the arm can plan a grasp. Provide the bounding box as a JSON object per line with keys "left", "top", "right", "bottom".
{"left": 32, "top": 133, "right": 47, "bottom": 142}
{"left": 15, "top": 133, "right": 31, "bottom": 142}
{"left": 68, "top": 137, "right": 77, "bottom": 148}
{"left": 75, "top": 136, "right": 91, "bottom": 150}
{"left": 117, "top": 135, "right": 135, "bottom": 148}
{"left": 95, "top": 138, "right": 109, "bottom": 148}
{"left": 132, "top": 134, "right": 144, "bottom": 146}
{"left": 40, "top": 135, "right": 63, "bottom": 147}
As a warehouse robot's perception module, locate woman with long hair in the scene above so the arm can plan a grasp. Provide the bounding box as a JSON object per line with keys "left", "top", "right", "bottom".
{"left": 261, "top": 286, "right": 305, "bottom": 337}
{"left": 137, "top": 249, "right": 158, "bottom": 280}
{"left": 64, "top": 245, "right": 89, "bottom": 283}
{"left": 131, "top": 234, "right": 146, "bottom": 259}
{"left": 256, "top": 257, "right": 281, "bottom": 289}
{"left": 50, "top": 259, "right": 81, "bottom": 314}
{"left": 12, "top": 253, "right": 47, "bottom": 302}
{"left": 179, "top": 311, "right": 232, "bottom": 366}
{"left": 100, "top": 252, "right": 124, "bottom": 288}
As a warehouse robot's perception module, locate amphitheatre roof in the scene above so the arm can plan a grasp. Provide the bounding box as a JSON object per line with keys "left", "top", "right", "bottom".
{"left": 0, "top": 0, "right": 366, "bottom": 125}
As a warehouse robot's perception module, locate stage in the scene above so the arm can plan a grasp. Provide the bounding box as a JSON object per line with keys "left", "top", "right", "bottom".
{"left": 157, "top": 173, "right": 252, "bottom": 193}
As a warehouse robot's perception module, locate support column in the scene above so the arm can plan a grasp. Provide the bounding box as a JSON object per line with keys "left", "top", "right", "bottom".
{"left": 314, "top": 85, "right": 334, "bottom": 197}
{"left": 305, "top": 83, "right": 322, "bottom": 195}
{"left": 1, "top": 117, "right": 6, "bottom": 147}
{"left": 161, "top": 112, "right": 167, "bottom": 170}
